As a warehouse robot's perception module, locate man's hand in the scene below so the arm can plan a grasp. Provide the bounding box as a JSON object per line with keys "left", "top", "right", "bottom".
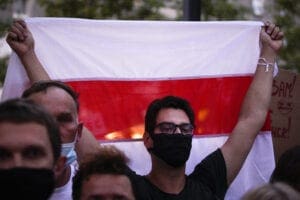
{"left": 6, "top": 19, "right": 50, "bottom": 82}
{"left": 260, "top": 21, "right": 284, "bottom": 55}
{"left": 6, "top": 20, "right": 34, "bottom": 57}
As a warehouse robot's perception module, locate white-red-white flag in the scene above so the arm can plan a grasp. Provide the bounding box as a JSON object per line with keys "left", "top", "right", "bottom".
{"left": 2, "top": 18, "right": 275, "bottom": 199}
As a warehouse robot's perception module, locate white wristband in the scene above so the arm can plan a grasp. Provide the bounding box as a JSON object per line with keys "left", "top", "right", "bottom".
{"left": 258, "top": 57, "right": 274, "bottom": 72}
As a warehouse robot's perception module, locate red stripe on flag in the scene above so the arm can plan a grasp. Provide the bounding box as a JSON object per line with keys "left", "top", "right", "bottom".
{"left": 67, "top": 76, "right": 270, "bottom": 140}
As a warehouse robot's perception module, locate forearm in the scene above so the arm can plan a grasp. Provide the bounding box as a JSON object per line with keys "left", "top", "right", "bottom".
{"left": 19, "top": 50, "right": 51, "bottom": 83}
{"left": 239, "top": 46, "right": 276, "bottom": 128}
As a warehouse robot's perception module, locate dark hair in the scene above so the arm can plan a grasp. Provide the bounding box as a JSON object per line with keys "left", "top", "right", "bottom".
{"left": 72, "top": 146, "right": 133, "bottom": 200}
{"left": 0, "top": 98, "right": 61, "bottom": 162}
{"left": 145, "top": 96, "right": 195, "bottom": 134}
{"left": 270, "top": 145, "right": 300, "bottom": 192}
{"left": 22, "top": 80, "right": 79, "bottom": 111}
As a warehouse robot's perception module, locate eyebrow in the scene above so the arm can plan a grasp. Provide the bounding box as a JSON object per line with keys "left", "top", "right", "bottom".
{"left": 23, "top": 144, "right": 47, "bottom": 152}
{"left": 56, "top": 113, "right": 74, "bottom": 120}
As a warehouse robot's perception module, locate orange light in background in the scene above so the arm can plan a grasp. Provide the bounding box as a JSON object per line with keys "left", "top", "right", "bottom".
{"left": 104, "top": 124, "right": 145, "bottom": 140}
{"left": 196, "top": 108, "right": 209, "bottom": 134}
{"left": 130, "top": 124, "right": 144, "bottom": 139}
{"left": 131, "top": 132, "right": 143, "bottom": 139}
{"left": 105, "top": 131, "right": 125, "bottom": 140}
{"left": 197, "top": 127, "right": 203, "bottom": 134}
{"left": 197, "top": 108, "right": 209, "bottom": 122}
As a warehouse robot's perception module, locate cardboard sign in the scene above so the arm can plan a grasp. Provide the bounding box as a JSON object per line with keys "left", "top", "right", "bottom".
{"left": 271, "top": 69, "right": 300, "bottom": 161}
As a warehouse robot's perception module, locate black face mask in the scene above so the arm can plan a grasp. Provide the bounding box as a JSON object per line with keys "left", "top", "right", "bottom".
{"left": 0, "top": 167, "right": 55, "bottom": 200}
{"left": 148, "top": 133, "right": 192, "bottom": 168}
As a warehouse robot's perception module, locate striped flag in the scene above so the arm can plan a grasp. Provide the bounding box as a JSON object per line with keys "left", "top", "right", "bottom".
{"left": 2, "top": 18, "right": 275, "bottom": 199}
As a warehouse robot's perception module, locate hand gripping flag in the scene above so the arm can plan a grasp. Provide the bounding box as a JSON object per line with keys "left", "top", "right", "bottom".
{"left": 2, "top": 18, "right": 275, "bottom": 199}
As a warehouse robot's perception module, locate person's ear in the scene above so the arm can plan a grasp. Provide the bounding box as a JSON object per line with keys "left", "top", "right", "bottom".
{"left": 53, "top": 156, "right": 66, "bottom": 180}
{"left": 76, "top": 122, "right": 83, "bottom": 140}
{"left": 143, "top": 132, "right": 153, "bottom": 149}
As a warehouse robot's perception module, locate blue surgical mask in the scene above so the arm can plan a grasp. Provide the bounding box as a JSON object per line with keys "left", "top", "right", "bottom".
{"left": 61, "top": 138, "right": 77, "bottom": 166}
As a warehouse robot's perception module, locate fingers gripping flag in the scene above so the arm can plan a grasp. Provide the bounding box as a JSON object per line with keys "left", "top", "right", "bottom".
{"left": 2, "top": 18, "right": 274, "bottom": 199}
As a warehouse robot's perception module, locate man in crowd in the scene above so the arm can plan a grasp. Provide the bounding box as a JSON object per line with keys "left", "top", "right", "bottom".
{"left": 127, "top": 21, "right": 284, "bottom": 199}
{"left": 72, "top": 146, "right": 136, "bottom": 200}
{"left": 0, "top": 98, "right": 64, "bottom": 199}
{"left": 21, "top": 80, "right": 84, "bottom": 199}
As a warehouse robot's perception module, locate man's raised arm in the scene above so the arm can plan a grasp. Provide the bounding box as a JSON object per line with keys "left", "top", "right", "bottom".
{"left": 221, "top": 21, "right": 284, "bottom": 185}
{"left": 6, "top": 19, "right": 50, "bottom": 82}
{"left": 6, "top": 19, "right": 100, "bottom": 163}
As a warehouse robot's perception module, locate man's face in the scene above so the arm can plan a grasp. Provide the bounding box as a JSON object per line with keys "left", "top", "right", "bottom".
{"left": 26, "top": 87, "right": 80, "bottom": 143}
{"left": 0, "top": 122, "right": 54, "bottom": 169}
{"left": 80, "top": 174, "right": 135, "bottom": 200}
{"left": 144, "top": 108, "right": 193, "bottom": 168}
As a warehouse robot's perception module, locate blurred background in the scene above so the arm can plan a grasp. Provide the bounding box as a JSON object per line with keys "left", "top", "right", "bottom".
{"left": 0, "top": 0, "right": 299, "bottom": 89}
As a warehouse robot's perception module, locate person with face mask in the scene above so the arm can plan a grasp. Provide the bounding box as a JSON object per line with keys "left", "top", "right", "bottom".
{"left": 125, "top": 21, "right": 284, "bottom": 200}
{"left": 21, "top": 81, "right": 83, "bottom": 200}
{"left": 0, "top": 98, "right": 64, "bottom": 200}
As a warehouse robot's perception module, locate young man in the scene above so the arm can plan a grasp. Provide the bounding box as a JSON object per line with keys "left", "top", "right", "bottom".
{"left": 21, "top": 80, "right": 84, "bottom": 200}
{"left": 72, "top": 146, "right": 136, "bottom": 200}
{"left": 0, "top": 98, "right": 64, "bottom": 200}
{"left": 127, "top": 22, "right": 284, "bottom": 199}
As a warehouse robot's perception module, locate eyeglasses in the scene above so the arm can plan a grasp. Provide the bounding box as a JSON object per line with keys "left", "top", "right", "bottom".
{"left": 155, "top": 122, "right": 194, "bottom": 135}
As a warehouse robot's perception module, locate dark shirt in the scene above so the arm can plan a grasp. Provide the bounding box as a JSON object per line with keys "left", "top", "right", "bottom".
{"left": 129, "top": 149, "right": 228, "bottom": 200}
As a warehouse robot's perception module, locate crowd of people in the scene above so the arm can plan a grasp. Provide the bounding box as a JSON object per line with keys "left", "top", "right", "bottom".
{"left": 1, "top": 19, "right": 299, "bottom": 200}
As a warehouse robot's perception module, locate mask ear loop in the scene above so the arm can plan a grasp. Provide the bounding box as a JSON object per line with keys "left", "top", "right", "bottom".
{"left": 74, "top": 122, "right": 83, "bottom": 143}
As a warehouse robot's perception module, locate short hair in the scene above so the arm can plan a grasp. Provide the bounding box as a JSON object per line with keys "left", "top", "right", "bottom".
{"left": 241, "top": 182, "right": 300, "bottom": 200}
{"left": 0, "top": 98, "right": 61, "bottom": 162}
{"left": 145, "top": 96, "right": 195, "bottom": 134}
{"left": 22, "top": 80, "right": 79, "bottom": 111}
{"left": 270, "top": 145, "right": 300, "bottom": 192}
{"left": 72, "top": 146, "right": 133, "bottom": 200}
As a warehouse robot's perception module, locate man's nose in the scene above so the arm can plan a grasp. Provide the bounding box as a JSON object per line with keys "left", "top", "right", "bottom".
{"left": 12, "top": 154, "right": 23, "bottom": 167}
{"left": 174, "top": 126, "right": 181, "bottom": 134}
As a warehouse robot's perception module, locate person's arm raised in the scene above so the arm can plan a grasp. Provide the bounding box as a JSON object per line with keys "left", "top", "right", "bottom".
{"left": 7, "top": 20, "right": 101, "bottom": 162}
{"left": 6, "top": 19, "right": 50, "bottom": 82}
{"left": 221, "top": 21, "right": 284, "bottom": 185}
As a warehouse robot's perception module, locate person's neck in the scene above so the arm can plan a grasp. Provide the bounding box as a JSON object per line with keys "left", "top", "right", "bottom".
{"left": 55, "top": 165, "right": 71, "bottom": 188}
{"left": 147, "top": 161, "right": 186, "bottom": 194}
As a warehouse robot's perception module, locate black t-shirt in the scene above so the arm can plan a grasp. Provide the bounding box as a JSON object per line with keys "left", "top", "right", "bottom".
{"left": 129, "top": 149, "right": 228, "bottom": 200}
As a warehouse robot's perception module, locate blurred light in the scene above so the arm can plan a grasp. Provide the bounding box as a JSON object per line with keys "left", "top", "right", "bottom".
{"left": 129, "top": 124, "right": 144, "bottom": 139}
{"left": 197, "top": 108, "right": 209, "bottom": 122}
{"left": 197, "top": 127, "right": 203, "bottom": 134}
{"left": 252, "top": 0, "right": 265, "bottom": 16}
{"left": 131, "top": 132, "right": 143, "bottom": 139}
{"left": 104, "top": 124, "right": 144, "bottom": 140}
{"left": 105, "top": 131, "right": 125, "bottom": 140}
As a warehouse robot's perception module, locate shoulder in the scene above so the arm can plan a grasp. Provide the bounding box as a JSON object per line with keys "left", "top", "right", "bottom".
{"left": 188, "top": 148, "right": 228, "bottom": 199}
